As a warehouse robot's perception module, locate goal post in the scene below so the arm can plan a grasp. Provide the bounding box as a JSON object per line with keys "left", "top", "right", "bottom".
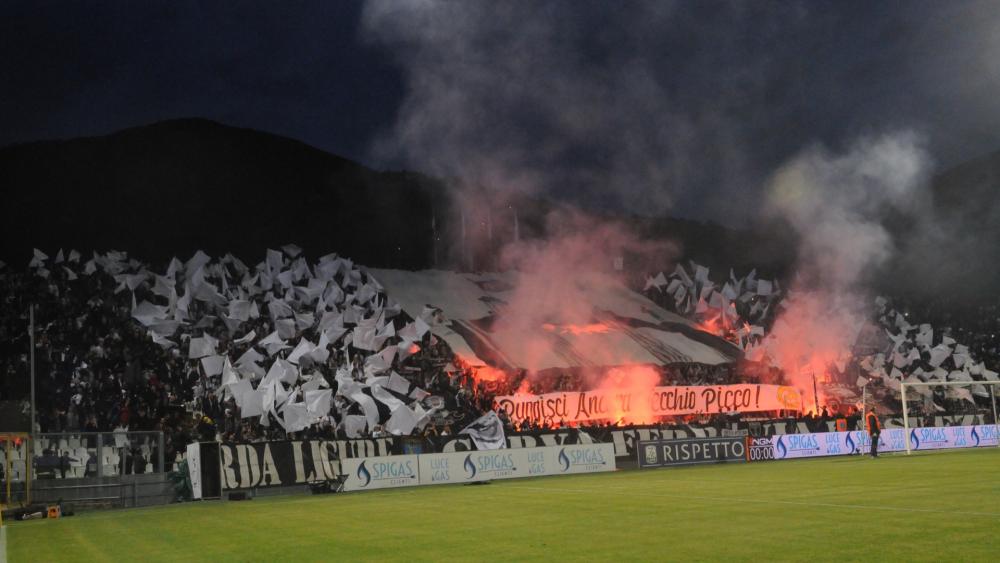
{"left": 900, "top": 380, "right": 1000, "bottom": 455}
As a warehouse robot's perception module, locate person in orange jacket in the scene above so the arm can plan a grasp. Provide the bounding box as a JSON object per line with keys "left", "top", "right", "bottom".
{"left": 865, "top": 409, "right": 881, "bottom": 458}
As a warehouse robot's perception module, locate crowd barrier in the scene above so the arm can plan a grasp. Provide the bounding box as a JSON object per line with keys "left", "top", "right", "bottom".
{"left": 2, "top": 432, "right": 166, "bottom": 484}
{"left": 187, "top": 413, "right": 990, "bottom": 489}
{"left": 416, "top": 413, "right": 989, "bottom": 465}
{"left": 637, "top": 424, "right": 998, "bottom": 468}
{"left": 637, "top": 436, "right": 746, "bottom": 468}
{"left": 194, "top": 441, "right": 616, "bottom": 496}
{"left": 214, "top": 440, "right": 345, "bottom": 491}
{"left": 762, "top": 424, "right": 999, "bottom": 460}
{"left": 341, "top": 444, "right": 616, "bottom": 491}
{"left": 195, "top": 425, "right": 996, "bottom": 497}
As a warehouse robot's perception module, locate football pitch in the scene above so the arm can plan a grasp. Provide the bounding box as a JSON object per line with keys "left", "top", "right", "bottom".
{"left": 6, "top": 448, "right": 999, "bottom": 562}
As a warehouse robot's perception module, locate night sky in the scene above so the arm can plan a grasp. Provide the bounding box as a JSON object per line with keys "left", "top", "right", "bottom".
{"left": 3, "top": 0, "right": 1000, "bottom": 223}
{"left": 1, "top": 2, "right": 402, "bottom": 163}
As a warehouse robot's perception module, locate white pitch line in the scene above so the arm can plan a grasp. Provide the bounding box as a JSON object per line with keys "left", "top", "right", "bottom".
{"left": 503, "top": 484, "right": 1000, "bottom": 518}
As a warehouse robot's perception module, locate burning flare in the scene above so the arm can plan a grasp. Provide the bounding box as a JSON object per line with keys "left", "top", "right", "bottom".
{"left": 596, "top": 365, "right": 661, "bottom": 425}
{"left": 471, "top": 365, "right": 507, "bottom": 383}
{"left": 542, "top": 322, "right": 611, "bottom": 335}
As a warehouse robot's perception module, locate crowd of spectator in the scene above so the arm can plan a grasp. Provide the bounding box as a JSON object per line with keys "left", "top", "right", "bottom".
{"left": 887, "top": 296, "right": 1000, "bottom": 374}
{"left": 3, "top": 249, "right": 998, "bottom": 479}
{"left": 0, "top": 250, "right": 486, "bottom": 471}
{"left": 1, "top": 260, "right": 198, "bottom": 465}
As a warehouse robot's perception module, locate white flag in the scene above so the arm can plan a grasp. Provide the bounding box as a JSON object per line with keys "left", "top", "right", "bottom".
{"left": 459, "top": 411, "right": 507, "bottom": 450}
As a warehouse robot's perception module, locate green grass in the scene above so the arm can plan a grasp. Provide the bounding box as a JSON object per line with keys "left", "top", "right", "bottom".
{"left": 7, "top": 448, "right": 1000, "bottom": 562}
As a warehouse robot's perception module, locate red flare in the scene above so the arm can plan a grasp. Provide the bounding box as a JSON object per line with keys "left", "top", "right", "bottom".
{"left": 541, "top": 322, "right": 611, "bottom": 335}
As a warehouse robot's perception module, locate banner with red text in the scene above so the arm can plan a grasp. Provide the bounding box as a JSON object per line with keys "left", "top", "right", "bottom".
{"left": 494, "top": 384, "right": 801, "bottom": 423}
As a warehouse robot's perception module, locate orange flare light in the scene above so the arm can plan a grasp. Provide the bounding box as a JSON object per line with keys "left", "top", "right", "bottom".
{"left": 597, "top": 365, "right": 660, "bottom": 425}
{"left": 541, "top": 322, "right": 611, "bottom": 335}
{"left": 471, "top": 365, "right": 507, "bottom": 383}
{"left": 515, "top": 379, "right": 532, "bottom": 395}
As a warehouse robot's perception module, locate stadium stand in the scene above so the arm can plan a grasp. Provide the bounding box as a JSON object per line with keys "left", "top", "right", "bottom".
{"left": 1, "top": 248, "right": 997, "bottom": 481}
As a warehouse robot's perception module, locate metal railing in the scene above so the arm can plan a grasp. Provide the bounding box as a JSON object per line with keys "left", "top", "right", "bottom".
{"left": 2, "top": 431, "right": 165, "bottom": 483}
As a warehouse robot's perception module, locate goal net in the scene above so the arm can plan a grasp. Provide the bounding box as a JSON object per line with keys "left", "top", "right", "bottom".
{"left": 900, "top": 380, "right": 1000, "bottom": 455}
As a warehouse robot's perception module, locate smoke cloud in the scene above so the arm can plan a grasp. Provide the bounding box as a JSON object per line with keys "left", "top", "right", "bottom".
{"left": 360, "top": 1, "right": 1000, "bottom": 236}
{"left": 768, "top": 132, "right": 931, "bottom": 288}
{"left": 761, "top": 132, "right": 933, "bottom": 407}
{"left": 360, "top": 1, "right": 977, "bottom": 410}
{"left": 495, "top": 209, "right": 678, "bottom": 374}
{"left": 360, "top": 0, "right": 780, "bottom": 219}
{"left": 362, "top": 1, "right": 698, "bottom": 404}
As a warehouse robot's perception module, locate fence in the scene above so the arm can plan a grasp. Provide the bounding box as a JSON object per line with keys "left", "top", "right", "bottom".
{"left": 3, "top": 431, "right": 165, "bottom": 492}
{"left": 2, "top": 431, "right": 170, "bottom": 509}
{"left": 28, "top": 473, "right": 176, "bottom": 510}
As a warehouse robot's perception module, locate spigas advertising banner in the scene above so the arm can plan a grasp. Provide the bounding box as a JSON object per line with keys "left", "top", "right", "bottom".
{"left": 341, "top": 444, "right": 616, "bottom": 492}
{"left": 766, "top": 424, "right": 999, "bottom": 460}
{"left": 341, "top": 455, "right": 421, "bottom": 491}
{"left": 417, "top": 443, "right": 616, "bottom": 487}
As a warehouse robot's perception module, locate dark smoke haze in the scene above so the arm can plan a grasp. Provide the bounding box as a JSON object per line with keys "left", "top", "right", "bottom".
{"left": 362, "top": 0, "right": 1000, "bottom": 303}
{"left": 362, "top": 0, "right": 1000, "bottom": 227}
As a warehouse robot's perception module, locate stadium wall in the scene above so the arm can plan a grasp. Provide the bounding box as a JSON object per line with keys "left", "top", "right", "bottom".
{"left": 430, "top": 413, "right": 987, "bottom": 466}
{"left": 636, "top": 436, "right": 747, "bottom": 467}
{"left": 207, "top": 413, "right": 990, "bottom": 489}
{"left": 629, "top": 425, "right": 999, "bottom": 470}
{"left": 759, "top": 424, "right": 999, "bottom": 460}
{"left": 213, "top": 425, "right": 998, "bottom": 495}
{"left": 341, "top": 444, "right": 616, "bottom": 491}
{"left": 27, "top": 473, "right": 174, "bottom": 510}
{"left": 210, "top": 442, "right": 615, "bottom": 493}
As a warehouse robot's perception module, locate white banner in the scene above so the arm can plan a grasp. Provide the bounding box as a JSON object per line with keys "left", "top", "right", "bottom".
{"left": 419, "top": 450, "right": 526, "bottom": 485}
{"left": 553, "top": 443, "right": 616, "bottom": 475}
{"left": 339, "top": 444, "right": 617, "bottom": 492}
{"left": 495, "top": 384, "right": 801, "bottom": 423}
{"left": 459, "top": 411, "right": 507, "bottom": 450}
{"left": 418, "top": 444, "right": 615, "bottom": 486}
{"left": 906, "top": 424, "right": 999, "bottom": 451}
{"left": 768, "top": 424, "right": 998, "bottom": 460}
{"left": 186, "top": 443, "right": 203, "bottom": 500}
{"left": 341, "top": 455, "right": 420, "bottom": 492}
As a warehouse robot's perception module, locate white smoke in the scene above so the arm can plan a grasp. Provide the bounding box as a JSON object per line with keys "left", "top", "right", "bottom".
{"left": 767, "top": 131, "right": 931, "bottom": 290}
{"left": 761, "top": 131, "right": 933, "bottom": 407}
{"left": 360, "top": 0, "right": 769, "bottom": 217}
